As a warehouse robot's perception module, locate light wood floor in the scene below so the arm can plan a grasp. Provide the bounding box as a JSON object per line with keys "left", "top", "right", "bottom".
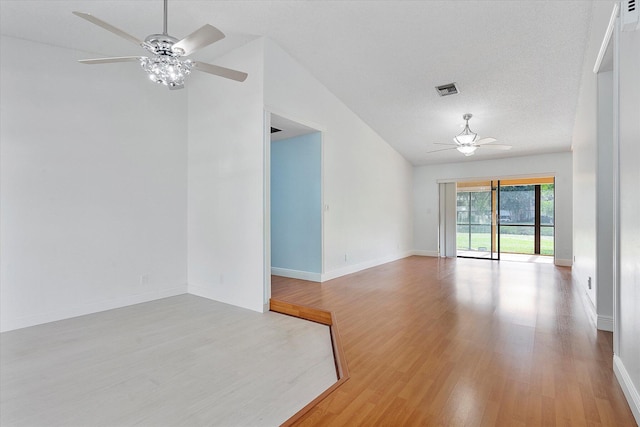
{"left": 272, "top": 256, "right": 637, "bottom": 426}
{"left": 0, "top": 294, "right": 337, "bottom": 427}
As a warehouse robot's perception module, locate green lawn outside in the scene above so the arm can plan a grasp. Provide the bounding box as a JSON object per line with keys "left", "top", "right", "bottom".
{"left": 457, "top": 233, "right": 554, "bottom": 255}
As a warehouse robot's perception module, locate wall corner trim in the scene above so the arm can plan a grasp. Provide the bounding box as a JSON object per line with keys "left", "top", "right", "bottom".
{"left": 613, "top": 355, "right": 640, "bottom": 425}
{"left": 594, "top": 3, "right": 621, "bottom": 73}
{"left": 597, "top": 315, "right": 615, "bottom": 332}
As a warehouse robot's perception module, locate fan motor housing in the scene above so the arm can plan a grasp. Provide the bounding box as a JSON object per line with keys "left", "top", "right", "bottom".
{"left": 144, "top": 34, "right": 181, "bottom": 56}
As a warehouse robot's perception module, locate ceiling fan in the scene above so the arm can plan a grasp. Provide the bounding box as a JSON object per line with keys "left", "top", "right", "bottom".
{"left": 73, "top": 0, "right": 248, "bottom": 90}
{"left": 427, "top": 113, "right": 512, "bottom": 156}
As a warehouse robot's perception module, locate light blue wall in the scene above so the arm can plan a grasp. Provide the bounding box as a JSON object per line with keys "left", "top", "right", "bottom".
{"left": 271, "top": 132, "right": 321, "bottom": 273}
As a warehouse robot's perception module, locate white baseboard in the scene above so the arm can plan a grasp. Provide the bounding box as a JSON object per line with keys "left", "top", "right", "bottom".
{"left": 271, "top": 267, "right": 322, "bottom": 282}
{"left": 0, "top": 285, "right": 188, "bottom": 333}
{"left": 597, "top": 315, "right": 615, "bottom": 332}
{"left": 321, "top": 251, "right": 412, "bottom": 282}
{"left": 410, "top": 250, "right": 439, "bottom": 257}
{"left": 614, "top": 355, "right": 640, "bottom": 425}
{"left": 555, "top": 258, "right": 573, "bottom": 267}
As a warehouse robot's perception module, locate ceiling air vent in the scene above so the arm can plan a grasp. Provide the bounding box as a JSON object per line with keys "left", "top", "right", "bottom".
{"left": 435, "top": 83, "right": 459, "bottom": 97}
{"left": 270, "top": 127, "right": 282, "bottom": 134}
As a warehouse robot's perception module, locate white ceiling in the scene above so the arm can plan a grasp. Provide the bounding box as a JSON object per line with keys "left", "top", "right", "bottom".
{"left": 0, "top": 1, "right": 599, "bottom": 165}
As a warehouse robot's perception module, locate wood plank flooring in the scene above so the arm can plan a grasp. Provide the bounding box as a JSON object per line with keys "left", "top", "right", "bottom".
{"left": 272, "top": 256, "right": 637, "bottom": 426}
{"left": 0, "top": 295, "right": 337, "bottom": 427}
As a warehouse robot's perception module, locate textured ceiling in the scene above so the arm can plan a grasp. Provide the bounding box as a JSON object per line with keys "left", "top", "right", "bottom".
{"left": 0, "top": 1, "right": 599, "bottom": 165}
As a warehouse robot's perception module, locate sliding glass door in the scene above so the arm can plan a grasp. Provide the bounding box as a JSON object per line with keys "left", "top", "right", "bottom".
{"left": 455, "top": 177, "right": 555, "bottom": 260}
{"left": 498, "top": 178, "right": 555, "bottom": 257}
{"left": 456, "top": 181, "right": 499, "bottom": 260}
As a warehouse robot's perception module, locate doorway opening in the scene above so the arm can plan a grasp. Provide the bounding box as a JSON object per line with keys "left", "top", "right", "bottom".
{"left": 268, "top": 113, "right": 323, "bottom": 282}
{"left": 456, "top": 177, "right": 555, "bottom": 262}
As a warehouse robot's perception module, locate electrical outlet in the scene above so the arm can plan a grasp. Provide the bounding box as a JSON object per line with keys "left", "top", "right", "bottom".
{"left": 344, "top": 254, "right": 348, "bottom": 262}
{"left": 140, "top": 274, "right": 150, "bottom": 285}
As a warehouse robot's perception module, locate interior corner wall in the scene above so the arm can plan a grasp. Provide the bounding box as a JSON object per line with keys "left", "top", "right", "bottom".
{"left": 0, "top": 36, "right": 188, "bottom": 332}
{"left": 263, "top": 39, "right": 413, "bottom": 280}
{"left": 413, "top": 152, "right": 573, "bottom": 263}
{"left": 271, "top": 133, "right": 322, "bottom": 274}
{"left": 616, "top": 24, "right": 640, "bottom": 425}
{"left": 571, "top": 1, "right": 617, "bottom": 320}
{"left": 187, "top": 38, "right": 266, "bottom": 312}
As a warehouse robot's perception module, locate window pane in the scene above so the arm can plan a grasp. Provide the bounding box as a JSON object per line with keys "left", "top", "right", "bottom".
{"left": 457, "top": 192, "right": 470, "bottom": 222}
{"left": 541, "top": 184, "right": 555, "bottom": 225}
{"left": 470, "top": 192, "right": 491, "bottom": 224}
{"left": 499, "top": 185, "right": 535, "bottom": 225}
{"left": 457, "top": 190, "right": 493, "bottom": 254}
{"left": 470, "top": 225, "right": 491, "bottom": 251}
{"left": 541, "top": 227, "right": 554, "bottom": 255}
{"left": 457, "top": 225, "right": 470, "bottom": 250}
{"left": 499, "top": 225, "right": 534, "bottom": 254}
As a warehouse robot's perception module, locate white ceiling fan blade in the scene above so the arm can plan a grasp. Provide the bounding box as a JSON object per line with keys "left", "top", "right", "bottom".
{"left": 192, "top": 61, "right": 248, "bottom": 82}
{"left": 73, "top": 12, "right": 144, "bottom": 47}
{"left": 427, "top": 147, "right": 458, "bottom": 154}
{"left": 480, "top": 144, "right": 512, "bottom": 150}
{"left": 476, "top": 137, "right": 497, "bottom": 145}
{"left": 78, "top": 56, "right": 142, "bottom": 64}
{"left": 172, "top": 24, "right": 225, "bottom": 56}
{"left": 433, "top": 142, "right": 458, "bottom": 146}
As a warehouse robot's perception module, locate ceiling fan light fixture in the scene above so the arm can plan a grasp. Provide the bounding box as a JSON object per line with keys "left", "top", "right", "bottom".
{"left": 73, "top": 0, "right": 247, "bottom": 88}
{"left": 427, "top": 113, "right": 510, "bottom": 157}
{"left": 457, "top": 145, "right": 477, "bottom": 156}
{"left": 454, "top": 132, "right": 477, "bottom": 145}
{"left": 140, "top": 55, "right": 193, "bottom": 88}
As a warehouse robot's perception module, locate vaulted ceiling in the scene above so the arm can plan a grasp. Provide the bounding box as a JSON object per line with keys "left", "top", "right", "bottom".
{"left": 0, "top": 1, "right": 598, "bottom": 165}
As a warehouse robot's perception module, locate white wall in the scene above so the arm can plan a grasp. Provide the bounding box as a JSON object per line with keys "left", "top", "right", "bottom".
{"left": 596, "top": 70, "right": 614, "bottom": 328}
{"left": 571, "top": 1, "right": 616, "bottom": 317}
{"left": 187, "top": 39, "right": 266, "bottom": 312}
{"left": 0, "top": 36, "right": 188, "bottom": 332}
{"left": 413, "top": 152, "right": 573, "bottom": 264}
{"left": 571, "top": 2, "right": 622, "bottom": 331}
{"left": 264, "top": 40, "right": 414, "bottom": 280}
{"left": 615, "top": 23, "right": 640, "bottom": 425}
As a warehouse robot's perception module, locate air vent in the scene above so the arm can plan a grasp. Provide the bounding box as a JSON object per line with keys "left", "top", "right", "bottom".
{"left": 622, "top": 0, "right": 640, "bottom": 30}
{"left": 270, "top": 127, "right": 282, "bottom": 134}
{"left": 435, "top": 83, "right": 459, "bottom": 97}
